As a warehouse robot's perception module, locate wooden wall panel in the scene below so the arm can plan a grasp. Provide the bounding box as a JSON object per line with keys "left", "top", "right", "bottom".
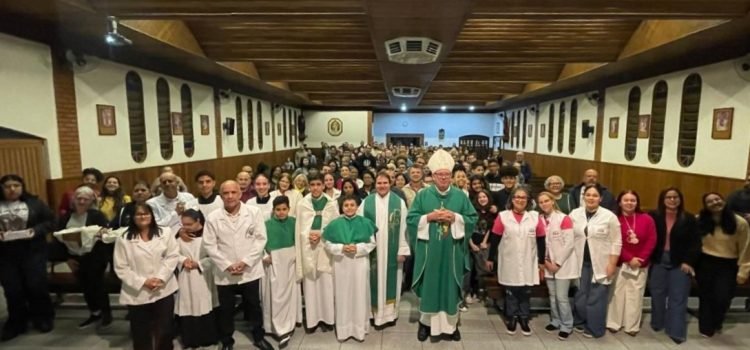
{"left": 502, "top": 151, "right": 744, "bottom": 213}
{"left": 46, "top": 150, "right": 296, "bottom": 209}
{"left": 0, "top": 139, "right": 48, "bottom": 203}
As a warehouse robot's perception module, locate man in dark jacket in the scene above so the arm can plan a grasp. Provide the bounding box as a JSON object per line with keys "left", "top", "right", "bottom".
{"left": 569, "top": 169, "right": 617, "bottom": 211}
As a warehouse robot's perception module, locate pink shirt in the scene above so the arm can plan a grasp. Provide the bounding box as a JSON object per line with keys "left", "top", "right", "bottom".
{"left": 492, "top": 211, "right": 546, "bottom": 237}
{"left": 618, "top": 212, "right": 657, "bottom": 267}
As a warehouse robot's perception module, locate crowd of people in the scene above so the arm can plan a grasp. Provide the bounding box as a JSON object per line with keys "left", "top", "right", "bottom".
{"left": 0, "top": 141, "right": 749, "bottom": 350}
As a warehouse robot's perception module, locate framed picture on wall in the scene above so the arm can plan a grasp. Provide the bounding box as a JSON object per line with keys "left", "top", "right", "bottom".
{"left": 96, "top": 104, "right": 116, "bottom": 135}
{"left": 527, "top": 124, "right": 533, "bottom": 136}
{"left": 328, "top": 118, "right": 343, "bottom": 136}
{"left": 712, "top": 107, "right": 733, "bottom": 139}
{"left": 540, "top": 124, "right": 546, "bottom": 137}
{"left": 277, "top": 122, "right": 282, "bottom": 135}
{"left": 264, "top": 121, "right": 270, "bottom": 136}
{"left": 200, "top": 115, "right": 210, "bottom": 135}
{"left": 609, "top": 117, "right": 619, "bottom": 138}
{"left": 637, "top": 114, "right": 651, "bottom": 138}
{"left": 171, "top": 112, "right": 183, "bottom": 135}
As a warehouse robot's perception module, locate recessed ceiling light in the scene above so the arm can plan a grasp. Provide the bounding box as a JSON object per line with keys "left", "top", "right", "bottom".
{"left": 440, "top": 105, "right": 447, "bottom": 111}
{"left": 469, "top": 105, "right": 475, "bottom": 111}
{"left": 400, "top": 104, "right": 407, "bottom": 112}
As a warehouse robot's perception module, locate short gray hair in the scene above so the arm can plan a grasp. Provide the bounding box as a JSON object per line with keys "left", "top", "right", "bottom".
{"left": 544, "top": 175, "right": 565, "bottom": 189}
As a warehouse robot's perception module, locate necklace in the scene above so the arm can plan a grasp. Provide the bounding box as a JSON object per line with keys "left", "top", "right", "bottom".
{"left": 623, "top": 213, "right": 639, "bottom": 245}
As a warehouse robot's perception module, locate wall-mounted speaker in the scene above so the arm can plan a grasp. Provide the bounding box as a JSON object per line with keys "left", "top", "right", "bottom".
{"left": 223, "top": 118, "right": 235, "bottom": 135}
{"left": 581, "top": 120, "right": 595, "bottom": 138}
{"left": 735, "top": 54, "right": 750, "bottom": 82}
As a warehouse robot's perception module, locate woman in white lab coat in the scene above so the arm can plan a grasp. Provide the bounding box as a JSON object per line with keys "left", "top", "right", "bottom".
{"left": 568, "top": 185, "right": 622, "bottom": 339}
{"left": 537, "top": 191, "right": 579, "bottom": 341}
{"left": 175, "top": 209, "right": 218, "bottom": 349}
{"left": 487, "top": 186, "right": 546, "bottom": 336}
{"left": 114, "top": 203, "right": 180, "bottom": 350}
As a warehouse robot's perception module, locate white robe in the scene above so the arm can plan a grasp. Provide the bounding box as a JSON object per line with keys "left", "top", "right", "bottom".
{"left": 270, "top": 190, "right": 302, "bottom": 218}
{"left": 294, "top": 193, "right": 339, "bottom": 328}
{"left": 357, "top": 193, "right": 411, "bottom": 326}
{"left": 146, "top": 192, "right": 199, "bottom": 233}
{"left": 326, "top": 237, "right": 376, "bottom": 341}
{"left": 262, "top": 246, "right": 303, "bottom": 336}
{"left": 197, "top": 195, "right": 223, "bottom": 217}
{"left": 175, "top": 236, "right": 218, "bottom": 316}
{"left": 247, "top": 193, "right": 277, "bottom": 221}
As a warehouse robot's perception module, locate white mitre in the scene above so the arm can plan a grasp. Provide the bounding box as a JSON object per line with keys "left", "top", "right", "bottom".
{"left": 427, "top": 149, "right": 455, "bottom": 172}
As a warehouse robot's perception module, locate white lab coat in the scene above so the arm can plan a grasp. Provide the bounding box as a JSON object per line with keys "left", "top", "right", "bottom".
{"left": 495, "top": 210, "right": 541, "bottom": 286}
{"left": 113, "top": 227, "right": 180, "bottom": 306}
{"left": 203, "top": 203, "right": 267, "bottom": 286}
{"left": 569, "top": 207, "right": 622, "bottom": 285}
{"left": 175, "top": 236, "right": 218, "bottom": 317}
{"left": 543, "top": 211, "right": 580, "bottom": 279}
{"left": 146, "top": 192, "right": 199, "bottom": 233}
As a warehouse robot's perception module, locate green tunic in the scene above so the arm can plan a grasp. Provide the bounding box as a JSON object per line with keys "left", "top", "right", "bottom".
{"left": 407, "top": 185, "right": 477, "bottom": 317}
{"left": 311, "top": 195, "right": 328, "bottom": 230}
{"left": 265, "top": 216, "right": 296, "bottom": 251}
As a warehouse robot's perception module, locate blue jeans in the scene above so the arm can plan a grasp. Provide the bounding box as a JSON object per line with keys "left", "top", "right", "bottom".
{"left": 546, "top": 277, "right": 574, "bottom": 332}
{"left": 573, "top": 262, "right": 609, "bottom": 338}
{"left": 649, "top": 254, "right": 691, "bottom": 341}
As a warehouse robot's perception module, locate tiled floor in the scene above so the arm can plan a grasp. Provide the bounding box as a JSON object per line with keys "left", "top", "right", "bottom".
{"left": 1, "top": 292, "right": 749, "bottom": 349}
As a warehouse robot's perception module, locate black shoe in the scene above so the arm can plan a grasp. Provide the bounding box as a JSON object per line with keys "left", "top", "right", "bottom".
{"left": 221, "top": 343, "right": 233, "bottom": 350}
{"left": 1, "top": 325, "right": 26, "bottom": 342}
{"left": 100, "top": 313, "right": 113, "bottom": 329}
{"left": 544, "top": 324, "right": 558, "bottom": 334}
{"left": 279, "top": 334, "right": 292, "bottom": 348}
{"left": 451, "top": 329, "right": 461, "bottom": 341}
{"left": 78, "top": 314, "right": 102, "bottom": 329}
{"left": 417, "top": 323, "right": 430, "bottom": 342}
{"left": 253, "top": 338, "right": 273, "bottom": 350}
{"left": 33, "top": 320, "right": 53, "bottom": 333}
{"left": 558, "top": 331, "right": 571, "bottom": 341}
{"left": 519, "top": 318, "right": 532, "bottom": 336}
{"left": 670, "top": 336, "right": 684, "bottom": 344}
{"left": 505, "top": 317, "right": 518, "bottom": 335}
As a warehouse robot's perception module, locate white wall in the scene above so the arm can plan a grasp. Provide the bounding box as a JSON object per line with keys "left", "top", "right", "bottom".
{"left": 303, "top": 110, "right": 369, "bottom": 146}
{"left": 75, "top": 59, "right": 217, "bottom": 173}
{"left": 536, "top": 94, "right": 598, "bottom": 161}
{"left": 373, "top": 112, "right": 499, "bottom": 147}
{"left": 602, "top": 59, "right": 750, "bottom": 179}
{"left": 0, "top": 34, "right": 62, "bottom": 178}
{"left": 271, "top": 106, "right": 301, "bottom": 152}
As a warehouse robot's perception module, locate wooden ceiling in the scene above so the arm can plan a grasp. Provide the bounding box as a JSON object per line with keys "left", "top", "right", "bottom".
{"left": 4, "top": 0, "right": 750, "bottom": 109}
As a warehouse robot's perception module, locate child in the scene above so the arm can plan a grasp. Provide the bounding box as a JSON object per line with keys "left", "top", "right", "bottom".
{"left": 262, "top": 196, "right": 302, "bottom": 347}
{"left": 175, "top": 209, "right": 219, "bottom": 349}
{"left": 323, "top": 195, "right": 377, "bottom": 342}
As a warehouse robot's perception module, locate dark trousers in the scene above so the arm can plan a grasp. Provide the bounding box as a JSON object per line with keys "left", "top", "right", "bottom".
{"left": 648, "top": 254, "right": 691, "bottom": 341}
{"left": 217, "top": 279, "right": 264, "bottom": 346}
{"left": 504, "top": 286, "right": 531, "bottom": 319}
{"left": 696, "top": 254, "right": 738, "bottom": 336}
{"left": 402, "top": 256, "right": 414, "bottom": 293}
{"left": 573, "top": 262, "right": 609, "bottom": 338}
{"left": 71, "top": 242, "right": 112, "bottom": 315}
{"left": 128, "top": 295, "right": 175, "bottom": 350}
{"left": 0, "top": 240, "right": 54, "bottom": 330}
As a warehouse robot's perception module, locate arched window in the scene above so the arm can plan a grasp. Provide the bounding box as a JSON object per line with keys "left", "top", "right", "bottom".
{"left": 156, "top": 78, "right": 173, "bottom": 160}
{"left": 569, "top": 99, "right": 578, "bottom": 155}
{"left": 235, "top": 97, "right": 244, "bottom": 152}
{"left": 648, "top": 81, "right": 668, "bottom": 163}
{"left": 521, "top": 109, "right": 527, "bottom": 148}
{"left": 283, "top": 108, "right": 288, "bottom": 148}
{"left": 180, "top": 84, "right": 194, "bottom": 157}
{"left": 678, "top": 74, "right": 701, "bottom": 167}
{"left": 624, "top": 87, "right": 641, "bottom": 161}
{"left": 257, "top": 101, "right": 264, "bottom": 150}
{"left": 126, "top": 71, "right": 146, "bottom": 162}
{"left": 557, "top": 101, "right": 566, "bottom": 153}
{"left": 547, "top": 104, "right": 555, "bottom": 152}
{"left": 247, "top": 99, "right": 254, "bottom": 151}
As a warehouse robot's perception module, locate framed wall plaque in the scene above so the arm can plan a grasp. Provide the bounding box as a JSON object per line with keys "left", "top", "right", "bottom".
{"left": 608, "top": 117, "right": 619, "bottom": 138}
{"left": 712, "top": 107, "right": 733, "bottom": 139}
{"left": 200, "top": 115, "right": 210, "bottom": 135}
{"left": 171, "top": 112, "right": 183, "bottom": 135}
{"left": 97, "top": 104, "right": 116, "bottom": 135}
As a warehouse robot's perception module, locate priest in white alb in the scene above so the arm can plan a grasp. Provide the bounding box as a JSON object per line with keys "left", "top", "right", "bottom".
{"left": 407, "top": 149, "right": 477, "bottom": 342}
{"left": 358, "top": 171, "right": 410, "bottom": 327}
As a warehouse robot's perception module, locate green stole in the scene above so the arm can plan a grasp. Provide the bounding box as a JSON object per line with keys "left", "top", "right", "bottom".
{"left": 363, "top": 192, "right": 401, "bottom": 308}
{"left": 311, "top": 195, "right": 328, "bottom": 230}
{"left": 322, "top": 214, "right": 375, "bottom": 245}
{"left": 265, "top": 216, "right": 296, "bottom": 251}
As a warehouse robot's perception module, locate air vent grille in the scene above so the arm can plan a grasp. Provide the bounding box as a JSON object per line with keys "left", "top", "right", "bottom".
{"left": 384, "top": 37, "right": 442, "bottom": 64}
{"left": 392, "top": 86, "right": 422, "bottom": 98}
{"left": 406, "top": 40, "right": 423, "bottom": 52}
{"left": 388, "top": 41, "right": 402, "bottom": 54}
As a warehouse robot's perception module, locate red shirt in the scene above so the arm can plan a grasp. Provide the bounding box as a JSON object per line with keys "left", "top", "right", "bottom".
{"left": 618, "top": 212, "right": 657, "bottom": 267}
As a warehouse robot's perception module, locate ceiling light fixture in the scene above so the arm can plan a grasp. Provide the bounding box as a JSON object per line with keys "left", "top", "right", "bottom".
{"left": 400, "top": 104, "right": 408, "bottom": 112}
{"left": 104, "top": 16, "right": 132, "bottom": 47}
{"left": 469, "top": 105, "right": 475, "bottom": 111}
{"left": 440, "top": 105, "right": 447, "bottom": 111}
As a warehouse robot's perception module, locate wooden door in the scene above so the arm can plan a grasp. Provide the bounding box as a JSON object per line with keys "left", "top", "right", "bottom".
{"left": 0, "top": 139, "right": 49, "bottom": 203}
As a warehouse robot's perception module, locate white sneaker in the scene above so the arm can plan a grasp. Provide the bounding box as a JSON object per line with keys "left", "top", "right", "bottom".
{"left": 464, "top": 295, "right": 476, "bottom": 304}
{"left": 459, "top": 303, "right": 469, "bottom": 312}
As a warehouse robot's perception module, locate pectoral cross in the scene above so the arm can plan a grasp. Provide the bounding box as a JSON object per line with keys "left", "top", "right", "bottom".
{"left": 438, "top": 201, "right": 450, "bottom": 239}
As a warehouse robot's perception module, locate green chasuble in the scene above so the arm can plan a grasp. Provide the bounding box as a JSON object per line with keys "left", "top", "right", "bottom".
{"left": 406, "top": 185, "right": 477, "bottom": 316}
{"left": 265, "top": 216, "right": 296, "bottom": 251}
{"left": 322, "top": 215, "right": 376, "bottom": 245}
{"left": 362, "top": 193, "right": 402, "bottom": 307}
{"left": 311, "top": 195, "right": 329, "bottom": 230}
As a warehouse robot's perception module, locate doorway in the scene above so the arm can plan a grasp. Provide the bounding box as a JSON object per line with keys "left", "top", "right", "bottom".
{"left": 385, "top": 133, "right": 423, "bottom": 147}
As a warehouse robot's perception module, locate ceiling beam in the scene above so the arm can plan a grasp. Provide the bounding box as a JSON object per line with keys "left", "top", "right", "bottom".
{"left": 618, "top": 19, "right": 727, "bottom": 59}
{"left": 121, "top": 19, "right": 206, "bottom": 57}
